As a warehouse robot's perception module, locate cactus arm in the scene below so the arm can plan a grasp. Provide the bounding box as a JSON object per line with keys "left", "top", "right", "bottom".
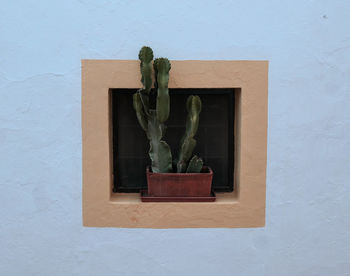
{"left": 177, "top": 95, "right": 202, "bottom": 172}
{"left": 186, "top": 155, "right": 203, "bottom": 173}
{"left": 185, "top": 95, "right": 201, "bottom": 137}
{"left": 147, "top": 110, "right": 172, "bottom": 173}
{"left": 154, "top": 58, "right": 171, "bottom": 123}
{"left": 138, "top": 46, "right": 154, "bottom": 93}
{"left": 132, "top": 92, "right": 148, "bottom": 131}
{"left": 138, "top": 46, "right": 154, "bottom": 114}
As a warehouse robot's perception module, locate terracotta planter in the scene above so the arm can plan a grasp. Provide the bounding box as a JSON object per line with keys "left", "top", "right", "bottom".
{"left": 146, "top": 166, "right": 213, "bottom": 197}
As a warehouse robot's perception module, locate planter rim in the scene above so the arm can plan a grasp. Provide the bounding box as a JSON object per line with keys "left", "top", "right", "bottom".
{"left": 146, "top": 166, "right": 213, "bottom": 176}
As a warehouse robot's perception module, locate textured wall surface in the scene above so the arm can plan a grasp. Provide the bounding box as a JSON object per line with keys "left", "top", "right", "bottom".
{"left": 1, "top": 0, "right": 350, "bottom": 275}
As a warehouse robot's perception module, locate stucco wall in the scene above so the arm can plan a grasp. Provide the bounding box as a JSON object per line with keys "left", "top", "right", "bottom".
{"left": 1, "top": 0, "right": 350, "bottom": 275}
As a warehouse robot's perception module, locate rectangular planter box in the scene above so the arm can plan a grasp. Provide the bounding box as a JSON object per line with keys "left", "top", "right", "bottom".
{"left": 146, "top": 166, "right": 213, "bottom": 197}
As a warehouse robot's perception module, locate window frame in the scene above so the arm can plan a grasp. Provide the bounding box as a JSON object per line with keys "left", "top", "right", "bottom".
{"left": 82, "top": 60, "right": 268, "bottom": 228}
{"left": 111, "top": 88, "right": 236, "bottom": 193}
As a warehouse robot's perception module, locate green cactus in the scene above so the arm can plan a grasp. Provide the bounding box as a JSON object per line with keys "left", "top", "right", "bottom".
{"left": 133, "top": 46, "right": 205, "bottom": 174}
{"left": 176, "top": 95, "right": 203, "bottom": 173}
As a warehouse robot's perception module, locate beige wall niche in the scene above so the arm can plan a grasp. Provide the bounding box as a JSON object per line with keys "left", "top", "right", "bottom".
{"left": 82, "top": 60, "right": 268, "bottom": 228}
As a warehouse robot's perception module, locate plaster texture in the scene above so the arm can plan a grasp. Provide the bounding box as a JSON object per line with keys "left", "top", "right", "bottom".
{"left": 1, "top": 0, "right": 350, "bottom": 275}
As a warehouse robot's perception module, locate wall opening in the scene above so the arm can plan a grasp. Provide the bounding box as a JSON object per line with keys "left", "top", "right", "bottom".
{"left": 111, "top": 88, "right": 237, "bottom": 193}
{"left": 83, "top": 60, "right": 267, "bottom": 228}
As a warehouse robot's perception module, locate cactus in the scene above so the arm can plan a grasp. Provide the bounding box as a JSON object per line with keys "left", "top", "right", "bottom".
{"left": 133, "top": 46, "right": 204, "bottom": 174}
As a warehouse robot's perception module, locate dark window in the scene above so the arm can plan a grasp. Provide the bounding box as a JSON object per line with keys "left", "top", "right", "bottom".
{"left": 111, "top": 88, "right": 235, "bottom": 193}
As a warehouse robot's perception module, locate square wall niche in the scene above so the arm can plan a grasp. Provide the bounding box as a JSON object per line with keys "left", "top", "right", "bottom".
{"left": 82, "top": 60, "right": 268, "bottom": 228}
{"left": 112, "top": 88, "right": 236, "bottom": 193}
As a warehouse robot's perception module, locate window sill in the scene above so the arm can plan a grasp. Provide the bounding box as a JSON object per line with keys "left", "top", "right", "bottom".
{"left": 109, "top": 191, "right": 239, "bottom": 204}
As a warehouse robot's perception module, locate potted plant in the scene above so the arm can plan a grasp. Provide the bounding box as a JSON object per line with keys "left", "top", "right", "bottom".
{"left": 133, "top": 46, "right": 215, "bottom": 202}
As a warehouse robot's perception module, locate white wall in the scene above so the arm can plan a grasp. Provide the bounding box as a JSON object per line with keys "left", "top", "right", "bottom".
{"left": 1, "top": 1, "right": 350, "bottom": 275}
